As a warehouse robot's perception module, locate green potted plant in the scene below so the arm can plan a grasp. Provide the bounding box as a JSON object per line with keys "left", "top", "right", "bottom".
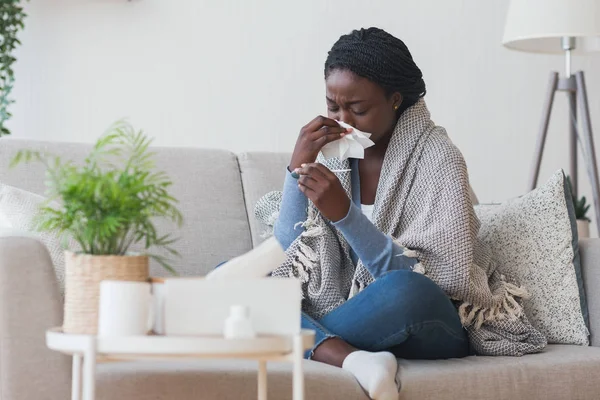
{"left": 11, "top": 120, "right": 183, "bottom": 334}
{"left": 0, "top": 1, "right": 29, "bottom": 137}
{"left": 566, "top": 175, "right": 591, "bottom": 239}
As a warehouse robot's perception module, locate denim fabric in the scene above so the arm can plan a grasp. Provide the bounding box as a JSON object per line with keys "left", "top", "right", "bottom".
{"left": 301, "top": 269, "right": 470, "bottom": 360}
{"left": 215, "top": 261, "right": 469, "bottom": 360}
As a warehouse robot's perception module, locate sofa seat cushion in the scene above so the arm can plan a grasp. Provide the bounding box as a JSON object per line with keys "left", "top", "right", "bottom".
{"left": 95, "top": 345, "right": 598, "bottom": 400}
{"left": 96, "top": 358, "right": 368, "bottom": 400}
{"left": 398, "top": 344, "right": 600, "bottom": 399}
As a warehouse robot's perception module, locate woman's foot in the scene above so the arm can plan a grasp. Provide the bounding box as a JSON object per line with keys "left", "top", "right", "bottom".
{"left": 312, "top": 338, "right": 398, "bottom": 400}
{"left": 342, "top": 350, "right": 399, "bottom": 400}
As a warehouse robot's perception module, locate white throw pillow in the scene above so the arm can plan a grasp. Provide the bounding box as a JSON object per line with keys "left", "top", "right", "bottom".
{"left": 0, "top": 183, "right": 72, "bottom": 294}
{"left": 475, "top": 170, "right": 588, "bottom": 345}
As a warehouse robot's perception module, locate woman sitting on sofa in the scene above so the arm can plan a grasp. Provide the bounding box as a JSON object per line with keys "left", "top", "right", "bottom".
{"left": 254, "top": 27, "right": 545, "bottom": 400}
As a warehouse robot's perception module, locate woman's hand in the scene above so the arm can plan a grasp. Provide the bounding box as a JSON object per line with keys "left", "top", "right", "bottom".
{"left": 295, "top": 163, "right": 350, "bottom": 222}
{"left": 289, "top": 116, "right": 351, "bottom": 170}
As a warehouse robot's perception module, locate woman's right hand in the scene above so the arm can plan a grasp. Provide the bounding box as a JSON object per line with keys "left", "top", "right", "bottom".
{"left": 289, "top": 116, "right": 351, "bottom": 170}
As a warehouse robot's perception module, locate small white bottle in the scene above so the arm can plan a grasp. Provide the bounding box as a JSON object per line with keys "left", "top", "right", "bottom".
{"left": 224, "top": 305, "right": 256, "bottom": 339}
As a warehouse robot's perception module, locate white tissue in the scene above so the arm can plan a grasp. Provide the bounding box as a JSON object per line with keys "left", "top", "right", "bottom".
{"left": 320, "top": 120, "right": 375, "bottom": 160}
{"left": 205, "top": 237, "right": 286, "bottom": 280}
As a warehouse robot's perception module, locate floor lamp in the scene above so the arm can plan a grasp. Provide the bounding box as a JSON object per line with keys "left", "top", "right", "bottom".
{"left": 503, "top": 0, "right": 600, "bottom": 235}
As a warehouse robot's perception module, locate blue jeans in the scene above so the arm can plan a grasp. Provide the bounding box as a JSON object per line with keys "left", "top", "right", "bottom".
{"left": 302, "top": 270, "right": 470, "bottom": 360}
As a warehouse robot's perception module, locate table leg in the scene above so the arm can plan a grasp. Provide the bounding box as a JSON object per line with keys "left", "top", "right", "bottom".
{"left": 72, "top": 354, "right": 82, "bottom": 400}
{"left": 82, "top": 337, "right": 97, "bottom": 400}
{"left": 292, "top": 335, "right": 304, "bottom": 400}
{"left": 258, "top": 360, "right": 267, "bottom": 400}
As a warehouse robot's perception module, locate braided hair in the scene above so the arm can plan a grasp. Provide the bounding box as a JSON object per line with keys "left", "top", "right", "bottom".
{"left": 325, "top": 27, "right": 426, "bottom": 115}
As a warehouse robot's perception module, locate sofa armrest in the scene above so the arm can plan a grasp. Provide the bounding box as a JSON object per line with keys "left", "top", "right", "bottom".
{"left": 0, "top": 236, "right": 70, "bottom": 400}
{"left": 579, "top": 238, "right": 600, "bottom": 346}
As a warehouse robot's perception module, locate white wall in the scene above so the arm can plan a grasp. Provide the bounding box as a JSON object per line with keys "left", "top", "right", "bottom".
{"left": 10, "top": 0, "right": 600, "bottom": 218}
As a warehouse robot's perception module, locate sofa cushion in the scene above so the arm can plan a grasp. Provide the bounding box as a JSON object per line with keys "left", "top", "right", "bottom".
{"left": 397, "top": 344, "right": 600, "bottom": 400}
{"left": 94, "top": 344, "right": 597, "bottom": 400}
{"left": 0, "top": 139, "right": 253, "bottom": 277}
{"left": 96, "top": 358, "right": 368, "bottom": 400}
{"left": 475, "top": 170, "right": 588, "bottom": 345}
{"left": 238, "top": 151, "right": 291, "bottom": 246}
{"left": 0, "top": 183, "right": 77, "bottom": 293}
{"left": 579, "top": 238, "right": 600, "bottom": 345}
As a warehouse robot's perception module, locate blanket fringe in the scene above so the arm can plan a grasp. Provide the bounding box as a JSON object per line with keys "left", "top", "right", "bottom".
{"left": 348, "top": 279, "right": 364, "bottom": 299}
{"left": 505, "top": 282, "right": 531, "bottom": 299}
{"left": 289, "top": 210, "right": 323, "bottom": 287}
{"left": 392, "top": 240, "right": 426, "bottom": 274}
{"left": 259, "top": 211, "right": 280, "bottom": 239}
{"left": 458, "top": 282, "right": 530, "bottom": 329}
{"left": 412, "top": 262, "right": 425, "bottom": 274}
{"left": 402, "top": 249, "right": 419, "bottom": 258}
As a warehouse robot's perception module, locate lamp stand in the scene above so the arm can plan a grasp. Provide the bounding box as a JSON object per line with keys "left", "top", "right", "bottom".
{"left": 528, "top": 69, "right": 600, "bottom": 236}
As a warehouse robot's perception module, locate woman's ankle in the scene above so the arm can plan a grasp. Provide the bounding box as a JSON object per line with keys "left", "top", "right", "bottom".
{"left": 311, "top": 337, "right": 358, "bottom": 367}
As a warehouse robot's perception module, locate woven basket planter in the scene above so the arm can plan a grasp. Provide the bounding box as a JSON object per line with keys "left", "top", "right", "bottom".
{"left": 63, "top": 251, "right": 149, "bottom": 335}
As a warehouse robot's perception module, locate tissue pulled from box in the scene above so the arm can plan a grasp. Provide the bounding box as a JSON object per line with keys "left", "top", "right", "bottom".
{"left": 205, "top": 237, "right": 286, "bottom": 280}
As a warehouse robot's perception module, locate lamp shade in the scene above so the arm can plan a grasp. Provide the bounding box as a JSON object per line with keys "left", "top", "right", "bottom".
{"left": 503, "top": 0, "right": 600, "bottom": 53}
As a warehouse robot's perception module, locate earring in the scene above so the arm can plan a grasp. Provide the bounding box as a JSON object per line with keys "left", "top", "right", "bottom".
{"left": 394, "top": 105, "right": 399, "bottom": 110}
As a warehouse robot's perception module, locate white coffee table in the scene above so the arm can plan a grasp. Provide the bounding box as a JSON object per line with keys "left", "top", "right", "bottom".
{"left": 46, "top": 327, "right": 315, "bottom": 400}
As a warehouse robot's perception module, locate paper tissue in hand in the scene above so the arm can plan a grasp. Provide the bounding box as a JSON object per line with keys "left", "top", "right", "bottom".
{"left": 320, "top": 120, "right": 375, "bottom": 160}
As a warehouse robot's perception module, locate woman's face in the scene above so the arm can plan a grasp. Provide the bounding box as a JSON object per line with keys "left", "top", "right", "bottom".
{"left": 325, "top": 69, "right": 401, "bottom": 143}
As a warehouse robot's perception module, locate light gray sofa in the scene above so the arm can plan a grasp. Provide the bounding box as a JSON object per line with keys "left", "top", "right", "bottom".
{"left": 1, "top": 138, "right": 599, "bottom": 400}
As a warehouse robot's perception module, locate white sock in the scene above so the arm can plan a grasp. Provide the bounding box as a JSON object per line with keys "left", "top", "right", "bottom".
{"left": 342, "top": 350, "right": 399, "bottom": 400}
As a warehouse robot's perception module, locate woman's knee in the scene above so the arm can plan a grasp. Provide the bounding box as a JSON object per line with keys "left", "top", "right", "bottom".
{"left": 375, "top": 270, "right": 453, "bottom": 311}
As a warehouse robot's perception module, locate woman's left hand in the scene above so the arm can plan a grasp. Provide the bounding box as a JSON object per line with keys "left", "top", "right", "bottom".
{"left": 294, "top": 163, "right": 350, "bottom": 222}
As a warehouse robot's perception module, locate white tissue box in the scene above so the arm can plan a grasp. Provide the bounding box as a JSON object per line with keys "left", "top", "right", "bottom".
{"left": 162, "top": 277, "right": 302, "bottom": 337}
